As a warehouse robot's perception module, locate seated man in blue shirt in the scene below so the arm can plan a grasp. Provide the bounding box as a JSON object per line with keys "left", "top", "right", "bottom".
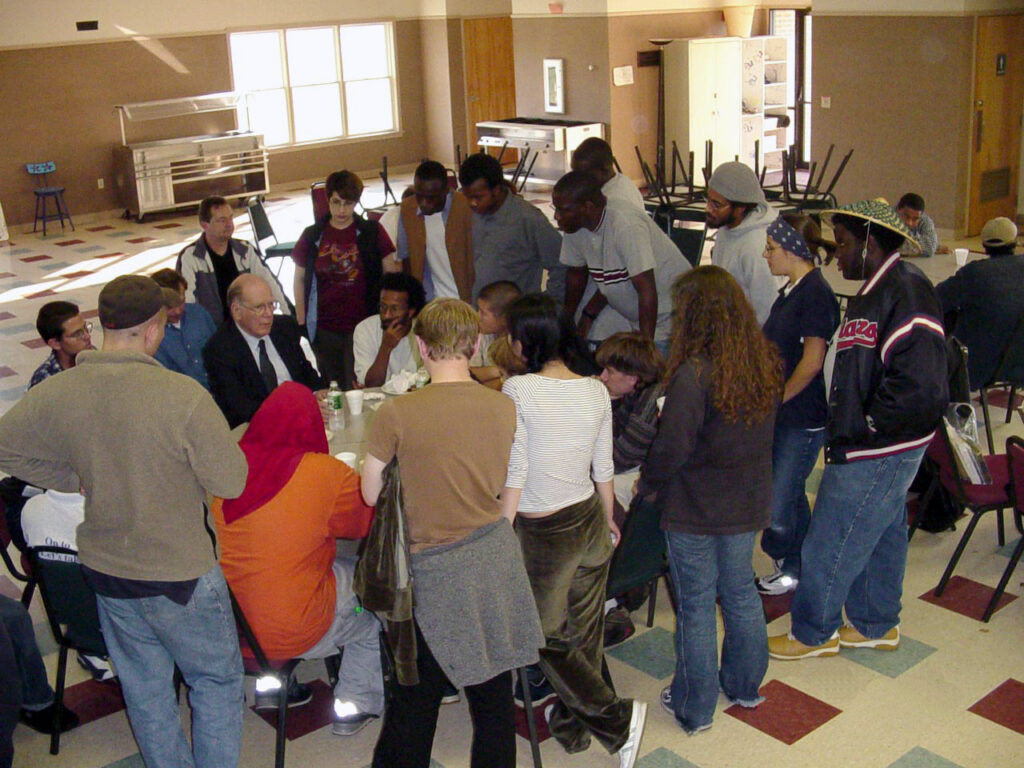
{"left": 151, "top": 268, "right": 216, "bottom": 389}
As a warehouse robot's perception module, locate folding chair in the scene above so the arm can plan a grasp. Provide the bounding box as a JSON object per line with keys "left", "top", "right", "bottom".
{"left": 0, "top": 497, "right": 35, "bottom": 608}
{"left": 923, "top": 421, "right": 1012, "bottom": 620}
{"left": 977, "top": 309, "right": 1024, "bottom": 454}
{"left": 990, "top": 436, "right": 1024, "bottom": 621}
{"left": 650, "top": 206, "right": 706, "bottom": 268}
{"left": 28, "top": 546, "right": 107, "bottom": 755}
{"left": 246, "top": 198, "right": 295, "bottom": 279}
{"left": 606, "top": 496, "right": 671, "bottom": 629}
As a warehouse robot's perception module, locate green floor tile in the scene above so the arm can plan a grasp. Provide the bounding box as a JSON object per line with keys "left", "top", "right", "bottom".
{"left": 843, "top": 635, "right": 936, "bottom": 678}
{"left": 637, "top": 747, "right": 703, "bottom": 768}
{"left": 101, "top": 754, "right": 145, "bottom": 768}
{"left": 887, "top": 746, "right": 965, "bottom": 768}
{"left": 607, "top": 626, "right": 676, "bottom": 680}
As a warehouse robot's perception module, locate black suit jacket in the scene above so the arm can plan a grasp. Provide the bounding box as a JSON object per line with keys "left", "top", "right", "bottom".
{"left": 202, "top": 316, "right": 324, "bottom": 428}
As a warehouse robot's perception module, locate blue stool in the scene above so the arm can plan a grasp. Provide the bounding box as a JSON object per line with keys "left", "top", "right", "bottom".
{"left": 26, "top": 162, "right": 74, "bottom": 236}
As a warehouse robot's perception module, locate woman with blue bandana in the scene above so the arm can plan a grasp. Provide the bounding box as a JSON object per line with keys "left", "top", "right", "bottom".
{"left": 757, "top": 215, "right": 840, "bottom": 596}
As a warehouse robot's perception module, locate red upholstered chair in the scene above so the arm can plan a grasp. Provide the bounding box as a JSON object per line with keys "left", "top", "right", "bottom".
{"left": 991, "top": 437, "right": 1024, "bottom": 621}
{"left": 925, "top": 420, "right": 1013, "bottom": 621}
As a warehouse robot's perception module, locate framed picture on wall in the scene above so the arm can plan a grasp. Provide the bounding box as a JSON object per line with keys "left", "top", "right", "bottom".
{"left": 543, "top": 58, "right": 564, "bottom": 114}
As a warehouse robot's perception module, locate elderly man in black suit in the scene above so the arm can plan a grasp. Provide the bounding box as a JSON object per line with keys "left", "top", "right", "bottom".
{"left": 203, "top": 274, "right": 323, "bottom": 427}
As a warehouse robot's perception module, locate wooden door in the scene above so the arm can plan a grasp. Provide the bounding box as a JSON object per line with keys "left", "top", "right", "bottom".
{"left": 968, "top": 14, "right": 1024, "bottom": 234}
{"left": 463, "top": 17, "right": 517, "bottom": 163}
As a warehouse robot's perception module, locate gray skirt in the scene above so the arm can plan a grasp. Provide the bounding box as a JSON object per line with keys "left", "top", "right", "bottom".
{"left": 411, "top": 518, "right": 544, "bottom": 688}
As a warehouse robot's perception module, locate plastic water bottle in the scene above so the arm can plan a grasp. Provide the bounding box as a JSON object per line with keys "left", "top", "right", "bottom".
{"left": 327, "top": 380, "right": 344, "bottom": 432}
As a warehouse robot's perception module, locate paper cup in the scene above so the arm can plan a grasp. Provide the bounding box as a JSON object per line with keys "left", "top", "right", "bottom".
{"left": 345, "top": 389, "right": 364, "bottom": 416}
{"left": 954, "top": 248, "right": 969, "bottom": 267}
{"left": 334, "top": 451, "right": 358, "bottom": 469}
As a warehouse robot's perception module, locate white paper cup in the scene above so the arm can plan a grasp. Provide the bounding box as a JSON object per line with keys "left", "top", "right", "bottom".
{"left": 345, "top": 389, "right": 364, "bottom": 416}
{"left": 334, "top": 451, "right": 358, "bottom": 469}
{"left": 954, "top": 248, "right": 969, "bottom": 267}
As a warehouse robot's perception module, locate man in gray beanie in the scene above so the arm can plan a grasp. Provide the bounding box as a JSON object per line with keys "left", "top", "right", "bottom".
{"left": 705, "top": 161, "right": 779, "bottom": 324}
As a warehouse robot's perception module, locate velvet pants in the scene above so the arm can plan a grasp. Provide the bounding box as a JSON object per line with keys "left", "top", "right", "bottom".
{"left": 516, "top": 494, "right": 633, "bottom": 754}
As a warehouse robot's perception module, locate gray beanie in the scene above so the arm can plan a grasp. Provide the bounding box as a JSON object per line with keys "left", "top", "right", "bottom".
{"left": 708, "top": 161, "right": 766, "bottom": 206}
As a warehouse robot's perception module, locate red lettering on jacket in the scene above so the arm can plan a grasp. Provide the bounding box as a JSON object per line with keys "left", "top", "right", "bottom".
{"left": 835, "top": 318, "right": 878, "bottom": 352}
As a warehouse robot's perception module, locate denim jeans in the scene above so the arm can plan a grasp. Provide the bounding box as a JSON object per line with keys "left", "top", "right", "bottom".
{"left": 665, "top": 531, "right": 767, "bottom": 733}
{"left": 96, "top": 565, "right": 244, "bottom": 768}
{"left": 0, "top": 594, "right": 53, "bottom": 709}
{"left": 790, "top": 445, "right": 926, "bottom": 645}
{"left": 760, "top": 426, "right": 825, "bottom": 577}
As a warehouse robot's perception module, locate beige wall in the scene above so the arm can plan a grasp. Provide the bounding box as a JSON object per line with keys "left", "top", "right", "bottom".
{"left": 512, "top": 17, "right": 612, "bottom": 125}
{"left": 812, "top": 15, "right": 974, "bottom": 233}
{"left": 0, "top": 22, "right": 427, "bottom": 227}
{"left": 607, "top": 11, "right": 769, "bottom": 182}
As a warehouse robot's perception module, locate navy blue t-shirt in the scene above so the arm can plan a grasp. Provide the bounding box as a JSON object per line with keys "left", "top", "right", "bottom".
{"left": 762, "top": 268, "right": 839, "bottom": 429}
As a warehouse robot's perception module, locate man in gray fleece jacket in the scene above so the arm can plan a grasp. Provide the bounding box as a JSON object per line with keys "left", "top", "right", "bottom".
{"left": 706, "top": 162, "right": 779, "bottom": 325}
{"left": 0, "top": 275, "right": 248, "bottom": 768}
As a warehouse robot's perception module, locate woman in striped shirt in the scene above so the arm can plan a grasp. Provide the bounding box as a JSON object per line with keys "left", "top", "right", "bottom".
{"left": 500, "top": 294, "right": 647, "bottom": 768}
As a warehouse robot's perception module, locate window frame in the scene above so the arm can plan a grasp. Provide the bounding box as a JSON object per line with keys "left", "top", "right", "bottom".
{"left": 228, "top": 21, "right": 401, "bottom": 151}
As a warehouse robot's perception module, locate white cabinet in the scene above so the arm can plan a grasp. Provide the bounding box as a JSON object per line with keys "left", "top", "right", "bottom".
{"left": 664, "top": 36, "right": 789, "bottom": 173}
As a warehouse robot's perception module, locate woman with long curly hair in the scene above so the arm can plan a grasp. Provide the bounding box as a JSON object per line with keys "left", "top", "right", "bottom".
{"left": 642, "top": 265, "right": 782, "bottom": 735}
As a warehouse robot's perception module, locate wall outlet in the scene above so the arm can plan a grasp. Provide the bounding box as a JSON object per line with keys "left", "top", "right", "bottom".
{"left": 96, "top": 178, "right": 105, "bottom": 189}
{"left": 820, "top": 96, "right": 831, "bottom": 109}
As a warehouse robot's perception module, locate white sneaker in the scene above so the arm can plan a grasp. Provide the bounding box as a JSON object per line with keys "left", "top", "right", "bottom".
{"left": 756, "top": 569, "right": 798, "bottom": 596}
{"left": 618, "top": 701, "right": 647, "bottom": 768}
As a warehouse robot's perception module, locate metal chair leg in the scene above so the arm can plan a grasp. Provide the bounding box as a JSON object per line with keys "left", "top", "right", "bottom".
{"left": 980, "top": 387, "right": 995, "bottom": 454}
{"left": 50, "top": 645, "right": 68, "bottom": 754}
{"left": 935, "top": 512, "right": 985, "bottom": 595}
{"left": 517, "top": 667, "right": 543, "bottom": 768}
{"left": 982, "top": 533, "right": 1024, "bottom": 622}
{"left": 274, "top": 673, "right": 290, "bottom": 768}
{"left": 997, "top": 510, "right": 1006, "bottom": 546}
{"left": 646, "top": 576, "right": 658, "bottom": 628}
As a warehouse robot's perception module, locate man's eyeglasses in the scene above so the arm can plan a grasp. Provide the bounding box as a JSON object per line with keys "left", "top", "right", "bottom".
{"left": 239, "top": 301, "right": 279, "bottom": 315}
{"left": 65, "top": 321, "right": 93, "bottom": 340}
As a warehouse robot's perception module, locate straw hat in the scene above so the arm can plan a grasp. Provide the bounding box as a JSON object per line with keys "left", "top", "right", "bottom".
{"left": 820, "top": 199, "right": 921, "bottom": 256}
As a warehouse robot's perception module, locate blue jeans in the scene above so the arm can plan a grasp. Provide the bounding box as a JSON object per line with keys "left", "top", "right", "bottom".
{"left": 665, "top": 531, "right": 767, "bottom": 733}
{"left": 96, "top": 565, "right": 244, "bottom": 768}
{"left": 760, "top": 426, "right": 825, "bottom": 577}
{"left": 790, "top": 445, "right": 926, "bottom": 645}
{"left": 0, "top": 594, "right": 53, "bottom": 709}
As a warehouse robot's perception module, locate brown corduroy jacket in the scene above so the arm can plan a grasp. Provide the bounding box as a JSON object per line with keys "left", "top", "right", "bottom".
{"left": 399, "top": 191, "right": 474, "bottom": 301}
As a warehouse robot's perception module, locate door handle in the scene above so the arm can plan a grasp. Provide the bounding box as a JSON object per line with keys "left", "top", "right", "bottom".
{"left": 976, "top": 110, "right": 983, "bottom": 153}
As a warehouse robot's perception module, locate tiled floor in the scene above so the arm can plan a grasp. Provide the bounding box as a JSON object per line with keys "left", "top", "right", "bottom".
{"left": 2, "top": 176, "right": 1022, "bottom": 767}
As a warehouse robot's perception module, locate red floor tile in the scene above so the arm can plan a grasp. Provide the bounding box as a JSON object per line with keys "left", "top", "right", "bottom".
{"left": 968, "top": 679, "right": 1024, "bottom": 735}
{"left": 252, "top": 680, "right": 334, "bottom": 740}
{"left": 918, "top": 575, "right": 1017, "bottom": 621}
{"left": 21, "top": 338, "right": 48, "bottom": 349}
{"left": 25, "top": 289, "right": 57, "bottom": 299}
{"left": 513, "top": 698, "right": 553, "bottom": 744}
{"left": 20, "top": 254, "right": 51, "bottom": 262}
{"left": 761, "top": 592, "right": 793, "bottom": 623}
{"left": 0, "top": 312, "right": 15, "bottom": 321}
{"left": 0, "top": 367, "right": 17, "bottom": 378}
{"left": 56, "top": 239, "right": 85, "bottom": 246}
{"left": 154, "top": 222, "right": 182, "bottom": 229}
{"left": 60, "top": 270, "right": 95, "bottom": 279}
{"left": 62, "top": 679, "right": 126, "bottom": 725}
{"left": 126, "top": 237, "right": 154, "bottom": 244}
{"left": 81, "top": 309, "right": 99, "bottom": 318}
{"left": 86, "top": 225, "right": 115, "bottom": 231}
{"left": 725, "top": 679, "right": 842, "bottom": 744}
{"left": 0, "top": 273, "right": 15, "bottom": 279}
{"left": 94, "top": 252, "right": 127, "bottom": 259}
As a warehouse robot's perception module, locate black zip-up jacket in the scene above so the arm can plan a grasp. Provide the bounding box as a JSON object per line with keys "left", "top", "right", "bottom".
{"left": 825, "top": 254, "right": 948, "bottom": 464}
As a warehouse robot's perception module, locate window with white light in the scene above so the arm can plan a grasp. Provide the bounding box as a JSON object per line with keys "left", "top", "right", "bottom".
{"left": 229, "top": 23, "right": 398, "bottom": 148}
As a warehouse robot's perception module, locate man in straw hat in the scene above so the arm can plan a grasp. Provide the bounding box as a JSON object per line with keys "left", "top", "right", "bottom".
{"left": 768, "top": 200, "right": 947, "bottom": 660}
{"left": 0, "top": 275, "right": 249, "bottom": 766}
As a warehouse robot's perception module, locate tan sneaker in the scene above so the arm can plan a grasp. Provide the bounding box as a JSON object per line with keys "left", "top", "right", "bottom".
{"left": 768, "top": 631, "right": 839, "bottom": 660}
{"left": 838, "top": 624, "right": 900, "bottom": 650}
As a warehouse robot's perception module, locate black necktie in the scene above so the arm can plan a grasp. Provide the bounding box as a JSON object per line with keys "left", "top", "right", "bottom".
{"left": 258, "top": 339, "right": 278, "bottom": 393}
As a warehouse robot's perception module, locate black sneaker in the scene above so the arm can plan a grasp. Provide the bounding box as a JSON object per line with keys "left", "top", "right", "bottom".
{"left": 20, "top": 703, "right": 80, "bottom": 735}
{"left": 514, "top": 665, "right": 556, "bottom": 706}
{"left": 76, "top": 652, "right": 116, "bottom": 682}
{"left": 253, "top": 679, "right": 313, "bottom": 710}
{"left": 603, "top": 606, "right": 636, "bottom": 648}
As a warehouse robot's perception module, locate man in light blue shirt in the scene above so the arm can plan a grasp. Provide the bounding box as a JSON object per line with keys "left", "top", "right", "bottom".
{"left": 151, "top": 268, "right": 216, "bottom": 389}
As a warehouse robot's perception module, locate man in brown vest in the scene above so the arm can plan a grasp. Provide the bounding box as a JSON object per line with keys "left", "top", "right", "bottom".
{"left": 396, "top": 160, "right": 474, "bottom": 302}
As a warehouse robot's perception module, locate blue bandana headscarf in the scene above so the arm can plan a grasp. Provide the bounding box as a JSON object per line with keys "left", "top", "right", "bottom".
{"left": 767, "top": 216, "right": 815, "bottom": 263}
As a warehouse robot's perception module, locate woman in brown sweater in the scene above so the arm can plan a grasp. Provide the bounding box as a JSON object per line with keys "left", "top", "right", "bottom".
{"left": 641, "top": 266, "right": 782, "bottom": 735}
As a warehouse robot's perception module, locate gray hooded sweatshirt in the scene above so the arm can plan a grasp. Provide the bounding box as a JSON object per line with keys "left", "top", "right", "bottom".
{"left": 710, "top": 203, "right": 779, "bottom": 325}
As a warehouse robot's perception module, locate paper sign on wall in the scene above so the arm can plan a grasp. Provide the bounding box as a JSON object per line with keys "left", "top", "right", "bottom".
{"left": 613, "top": 66, "right": 634, "bottom": 86}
